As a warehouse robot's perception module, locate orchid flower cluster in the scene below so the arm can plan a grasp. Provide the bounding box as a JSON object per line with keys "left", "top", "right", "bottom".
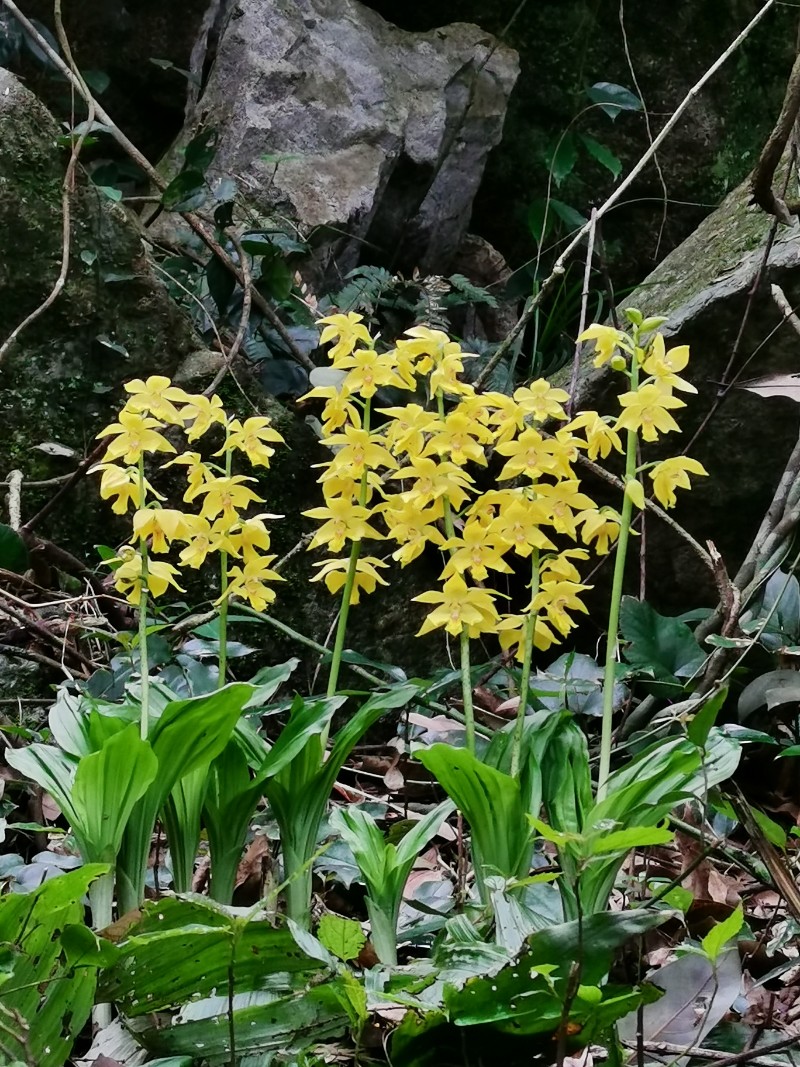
{"left": 92, "top": 377, "right": 285, "bottom": 617}
{"left": 302, "top": 315, "right": 601, "bottom": 659}
{"left": 580, "top": 317, "right": 708, "bottom": 509}
{"left": 304, "top": 311, "right": 708, "bottom": 668}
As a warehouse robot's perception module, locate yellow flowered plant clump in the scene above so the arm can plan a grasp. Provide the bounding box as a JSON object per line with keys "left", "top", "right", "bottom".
{"left": 301, "top": 314, "right": 613, "bottom": 669}
{"left": 302, "top": 309, "right": 709, "bottom": 750}
{"left": 92, "top": 375, "right": 286, "bottom": 616}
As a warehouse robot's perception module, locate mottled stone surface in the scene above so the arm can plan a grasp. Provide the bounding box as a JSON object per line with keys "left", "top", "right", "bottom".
{"left": 181, "top": 0, "right": 519, "bottom": 283}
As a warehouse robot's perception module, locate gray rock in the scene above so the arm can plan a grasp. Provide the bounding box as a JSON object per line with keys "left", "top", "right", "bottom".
{"left": 185, "top": 0, "right": 519, "bottom": 282}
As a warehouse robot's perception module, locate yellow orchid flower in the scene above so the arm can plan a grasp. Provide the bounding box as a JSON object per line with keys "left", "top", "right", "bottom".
{"left": 178, "top": 515, "right": 238, "bottom": 569}
{"left": 318, "top": 312, "right": 375, "bottom": 363}
{"left": 379, "top": 403, "right": 439, "bottom": 457}
{"left": 187, "top": 475, "right": 265, "bottom": 521}
{"left": 112, "top": 547, "right": 184, "bottom": 605}
{"left": 221, "top": 416, "right": 285, "bottom": 468}
{"left": 179, "top": 394, "right": 227, "bottom": 441}
{"left": 310, "top": 556, "right": 389, "bottom": 604}
{"left": 379, "top": 498, "right": 445, "bottom": 565}
{"left": 388, "top": 456, "right": 475, "bottom": 510}
{"left": 303, "top": 498, "right": 384, "bottom": 553}
{"left": 649, "top": 455, "right": 708, "bottom": 509}
{"left": 91, "top": 462, "right": 163, "bottom": 514}
{"left": 579, "top": 323, "right": 633, "bottom": 368}
{"left": 337, "top": 348, "right": 406, "bottom": 398}
{"left": 642, "top": 335, "right": 696, "bottom": 395}
{"left": 567, "top": 411, "right": 623, "bottom": 460}
{"left": 223, "top": 556, "right": 284, "bottom": 613}
{"left": 423, "top": 411, "right": 493, "bottom": 467}
{"left": 579, "top": 508, "right": 621, "bottom": 555}
{"left": 301, "top": 384, "right": 360, "bottom": 433}
{"left": 123, "top": 376, "right": 191, "bottom": 425}
{"left": 98, "top": 409, "right": 177, "bottom": 464}
{"left": 321, "top": 425, "right": 396, "bottom": 476}
{"left": 413, "top": 574, "right": 499, "bottom": 637}
{"left": 488, "top": 496, "right": 556, "bottom": 557}
{"left": 531, "top": 578, "right": 590, "bottom": 637}
{"left": 513, "top": 379, "right": 570, "bottom": 422}
{"left": 615, "top": 383, "right": 685, "bottom": 442}
{"left": 497, "top": 613, "right": 559, "bottom": 658}
{"left": 131, "top": 508, "right": 192, "bottom": 553}
{"left": 440, "top": 519, "right": 514, "bottom": 582}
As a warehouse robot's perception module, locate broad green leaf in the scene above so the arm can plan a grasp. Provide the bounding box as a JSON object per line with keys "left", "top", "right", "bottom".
{"left": 0, "top": 523, "right": 28, "bottom": 573}
{"left": 740, "top": 569, "right": 800, "bottom": 650}
{"left": 688, "top": 686, "right": 728, "bottom": 747}
{"left": 0, "top": 864, "right": 109, "bottom": 1067}
{"left": 266, "top": 686, "right": 415, "bottom": 924}
{"left": 416, "top": 745, "right": 532, "bottom": 900}
{"left": 578, "top": 132, "right": 622, "bottom": 178}
{"left": 6, "top": 743, "right": 80, "bottom": 828}
{"left": 620, "top": 596, "right": 705, "bottom": 683}
{"left": 331, "top": 800, "right": 452, "bottom": 963}
{"left": 99, "top": 896, "right": 323, "bottom": 1012}
{"left": 245, "top": 656, "right": 299, "bottom": 706}
{"left": 586, "top": 80, "right": 642, "bottom": 119}
{"left": 317, "top": 914, "right": 366, "bottom": 961}
{"left": 702, "top": 906, "right": 744, "bottom": 963}
{"left": 445, "top": 910, "right": 667, "bottom": 1034}
{"left": 117, "top": 684, "right": 253, "bottom": 914}
{"left": 162, "top": 765, "right": 208, "bottom": 893}
{"left": 738, "top": 670, "right": 800, "bottom": 721}
{"left": 587, "top": 823, "right": 673, "bottom": 855}
{"left": 72, "top": 723, "right": 157, "bottom": 862}
{"left": 548, "top": 131, "right": 578, "bottom": 185}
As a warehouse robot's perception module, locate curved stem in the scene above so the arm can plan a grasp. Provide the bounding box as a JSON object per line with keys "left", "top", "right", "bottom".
{"left": 326, "top": 399, "right": 372, "bottom": 699}
{"left": 597, "top": 360, "right": 640, "bottom": 801}
{"left": 511, "top": 547, "right": 540, "bottom": 778}
{"left": 137, "top": 456, "right": 150, "bottom": 741}
{"left": 460, "top": 628, "right": 475, "bottom": 754}
{"left": 218, "top": 434, "right": 233, "bottom": 688}
{"left": 434, "top": 392, "right": 476, "bottom": 749}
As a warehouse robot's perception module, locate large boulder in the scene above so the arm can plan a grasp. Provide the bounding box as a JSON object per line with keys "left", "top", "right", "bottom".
{"left": 0, "top": 67, "right": 202, "bottom": 550}
{"left": 0, "top": 67, "right": 445, "bottom": 683}
{"left": 179, "top": 0, "right": 519, "bottom": 283}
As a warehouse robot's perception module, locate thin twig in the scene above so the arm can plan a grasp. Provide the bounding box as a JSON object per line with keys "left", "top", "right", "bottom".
{"left": 0, "top": 589, "right": 95, "bottom": 672}
{"left": 567, "top": 208, "right": 597, "bottom": 417}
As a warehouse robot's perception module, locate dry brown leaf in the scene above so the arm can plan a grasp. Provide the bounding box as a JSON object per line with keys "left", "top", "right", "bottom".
{"left": 235, "top": 833, "right": 271, "bottom": 893}
{"left": 41, "top": 791, "right": 61, "bottom": 821}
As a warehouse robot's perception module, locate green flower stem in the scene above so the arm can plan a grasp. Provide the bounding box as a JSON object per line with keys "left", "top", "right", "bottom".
{"left": 137, "top": 455, "right": 150, "bottom": 741}
{"left": 326, "top": 399, "right": 372, "bottom": 700}
{"left": 510, "top": 547, "right": 540, "bottom": 779}
{"left": 218, "top": 433, "right": 233, "bottom": 688}
{"left": 238, "top": 604, "right": 493, "bottom": 736}
{"left": 89, "top": 869, "right": 115, "bottom": 1029}
{"left": 460, "top": 628, "right": 475, "bottom": 754}
{"left": 434, "top": 391, "right": 475, "bottom": 752}
{"left": 597, "top": 357, "right": 640, "bottom": 802}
